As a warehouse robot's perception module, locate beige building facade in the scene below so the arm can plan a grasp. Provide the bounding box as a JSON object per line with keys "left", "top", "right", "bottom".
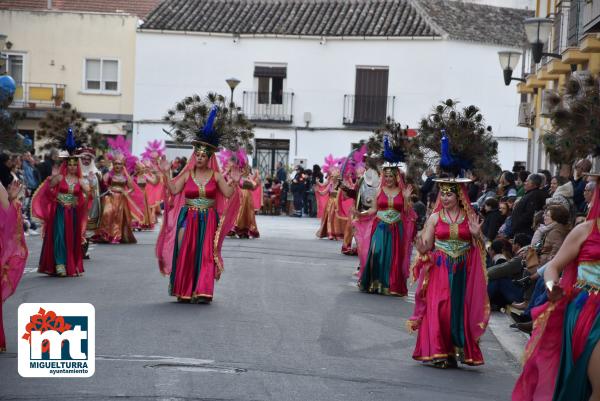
{"left": 0, "top": 9, "right": 137, "bottom": 149}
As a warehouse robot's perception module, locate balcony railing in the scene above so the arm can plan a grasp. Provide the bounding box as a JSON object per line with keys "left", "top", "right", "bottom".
{"left": 343, "top": 94, "right": 395, "bottom": 126}
{"left": 10, "top": 82, "right": 66, "bottom": 108}
{"left": 242, "top": 91, "right": 294, "bottom": 123}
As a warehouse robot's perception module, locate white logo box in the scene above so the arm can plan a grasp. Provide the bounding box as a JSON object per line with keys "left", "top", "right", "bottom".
{"left": 18, "top": 303, "right": 95, "bottom": 378}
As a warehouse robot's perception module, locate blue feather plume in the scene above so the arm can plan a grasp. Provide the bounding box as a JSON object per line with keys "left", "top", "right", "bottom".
{"left": 383, "top": 135, "right": 405, "bottom": 164}
{"left": 66, "top": 127, "right": 76, "bottom": 154}
{"left": 440, "top": 129, "right": 454, "bottom": 169}
{"left": 439, "top": 129, "right": 473, "bottom": 177}
{"left": 197, "top": 105, "right": 220, "bottom": 147}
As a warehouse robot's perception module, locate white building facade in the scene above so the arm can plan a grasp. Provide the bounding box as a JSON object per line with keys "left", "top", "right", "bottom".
{"left": 133, "top": 0, "right": 532, "bottom": 177}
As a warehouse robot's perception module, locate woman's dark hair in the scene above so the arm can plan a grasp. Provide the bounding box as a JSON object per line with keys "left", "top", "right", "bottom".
{"left": 532, "top": 210, "right": 545, "bottom": 229}
{"left": 502, "top": 171, "right": 516, "bottom": 186}
{"left": 552, "top": 175, "right": 568, "bottom": 187}
{"left": 485, "top": 179, "right": 498, "bottom": 191}
{"left": 513, "top": 233, "right": 531, "bottom": 248}
{"left": 490, "top": 239, "right": 504, "bottom": 255}
{"left": 518, "top": 170, "right": 530, "bottom": 183}
{"left": 547, "top": 204, "right": 570, "bottom": 225}
{"left": 0, "top": 153, "right": 13, "bottom": 187}
{"left": 484, "top": 197, "right": 499, "bottom": 210}
{"left": 538, "top": 169, "right": 552, "bottom": 186}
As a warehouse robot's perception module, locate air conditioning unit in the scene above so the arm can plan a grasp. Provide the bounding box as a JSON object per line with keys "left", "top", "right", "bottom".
{"left": 540, "top": 89, "right": 558, "bottom": 117}
{"left": 518, "top": 103, "right": 533, "bottom": 127}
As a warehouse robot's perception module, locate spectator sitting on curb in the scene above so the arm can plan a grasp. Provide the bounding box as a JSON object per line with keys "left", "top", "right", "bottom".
{"left": 487, "top": 233, "right": 531, "bottom": 312}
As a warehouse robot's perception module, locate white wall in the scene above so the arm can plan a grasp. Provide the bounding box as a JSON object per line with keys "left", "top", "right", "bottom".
{"left": 460, "top": 0, "right": 535, "bottom": 9}
{"left": 133, "top": 32, "right": 527, "bottom": 170}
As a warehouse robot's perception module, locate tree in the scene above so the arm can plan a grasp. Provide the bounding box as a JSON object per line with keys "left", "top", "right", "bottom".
{"left": 0, "top": 109, "right": 27, "bottom": 152}
{"left": 543, "top": 72, "right": 600, "bottom": 171}
{"left": 163, "top": 92, "right": 254, "bottom": 152}
{"left": 367, "top": 120, "right": 426, "bottom": 183}
{"left": 417, "top": 99, "right": 500, "bottom": 180}
{"left": 37, "top": 102, "right": 104, "bottom": 150}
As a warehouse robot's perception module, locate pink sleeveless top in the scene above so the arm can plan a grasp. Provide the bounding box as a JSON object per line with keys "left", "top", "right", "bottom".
{"left": 183, "top": 173, "right": 218, "bottom": 200}
{"left": 376, "top": 191, "right": 404, "bottom": 211}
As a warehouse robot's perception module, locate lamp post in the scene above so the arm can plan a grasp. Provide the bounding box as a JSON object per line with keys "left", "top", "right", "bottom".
{"left": 524, "top": 17, "right": 561, "bottom": 64}
{"left": 498, "top": 51, "right": 526, "bottom": 85}
{"left": 226, "top": 77, "right": 240, "bottom": 108}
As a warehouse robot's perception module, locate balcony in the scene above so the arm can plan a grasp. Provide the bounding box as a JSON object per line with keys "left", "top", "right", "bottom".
{"left": 10, "top": 82, "right": 66, "bottom": 109}
{"left": 343, "top": 94, "right": 395, "bottom": 126}
{"left": 242, "top": 91, "right": 294, "bottom": 123}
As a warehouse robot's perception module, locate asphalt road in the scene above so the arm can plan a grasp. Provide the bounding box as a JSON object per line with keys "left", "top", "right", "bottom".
{"left": 1, "top": 216, "right": 521, "bottom": 401}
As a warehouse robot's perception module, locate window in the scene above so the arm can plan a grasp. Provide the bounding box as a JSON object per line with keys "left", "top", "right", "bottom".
{"left": 84, "top": 58, "right": 119, "bottom": 92}
{"left": 254, "top": 65, "right": 286, "bottom": 105}
{"left": 0, "top": 54, "right": 23, "bottom": 84}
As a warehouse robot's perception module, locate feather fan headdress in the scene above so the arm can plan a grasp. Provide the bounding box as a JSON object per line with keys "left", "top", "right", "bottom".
{"left": 141, "top": 140, "right": 166, "bottom": 162}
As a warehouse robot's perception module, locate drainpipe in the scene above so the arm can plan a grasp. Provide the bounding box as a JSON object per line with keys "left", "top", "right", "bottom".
{"left": 294, "top": 127, "right": 298, "bottom": 157}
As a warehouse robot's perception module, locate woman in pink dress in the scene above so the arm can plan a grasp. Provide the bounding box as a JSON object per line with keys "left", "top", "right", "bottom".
{"left": 408, "top": 178, "right": 489, "bottom": 368}
{"left": 0, "top": 180, "right": 28, "bottom": 352}
{"left": 358, "top": 161, "right": 416, "bottom": 296}
{"left": 513, "top": 172, "right": 600, "bottom": 401}
{"left": 33, "top": 131, "right": 90, "bottom": 277}
{"left": 156, "top": 106, "right": 241, "bottom": 304}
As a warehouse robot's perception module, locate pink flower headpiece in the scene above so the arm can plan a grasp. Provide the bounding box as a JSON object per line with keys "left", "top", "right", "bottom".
{"left": 322, "top": 154, "right": 344, "bottom": 177}
{"left": 217, "top": 148, "right": 248, "bottom": 170}
{"left": 107, "top": 136, "right": 137, "bottom": 173}
{"left": 141, "top": 139, "right": 165, "bottom": 162}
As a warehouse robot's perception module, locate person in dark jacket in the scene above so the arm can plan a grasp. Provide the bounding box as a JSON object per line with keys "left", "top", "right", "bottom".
{"left": 420, "top": 168, "right": 436, "bottom": 204}
{"left": 487, "top": 233, "right": 531, "bottom": 309}
{"left": 275, "top": 162, "right": 287, "bottom": 183}
{"left": 290, "top": 166, "right": 305, "bottom": 217}
{"left": 481, "top": 197, "right": 505, "bottom": 241}
{"left": 37, "top": 149, "right": 58, "bottom": 183}
{"left": 510, "top": 173, "right": 548, "bottom": 237}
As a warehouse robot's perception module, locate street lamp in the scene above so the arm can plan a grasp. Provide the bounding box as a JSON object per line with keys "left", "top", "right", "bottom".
{"left": 498, "top": 50, "right": 525, "bottom": 85}
{"left": 226, "top": 77, "right": 240, "bottom": 107}
{"left": 524, "top": 17, "right": 561, "bottom": 63}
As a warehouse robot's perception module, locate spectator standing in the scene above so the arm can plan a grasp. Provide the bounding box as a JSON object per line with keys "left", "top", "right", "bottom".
{"left": 290, "top": 166, "right": 306, "bottom": 217}
{"left": 37, "top": 149, "right": 58, "bottom": 183}
{"left": 481, "top": 197, "right": 505, "bottom": 241}
{"left": 510, "top": 173, "right": 548, "bottom": 237}
{"left": 537, "top": 169, "right": 552, "bottom": 194}
{"left": 499, "top": 171, "right": 517, "bottom": 197}
{"left": 516, "top": 170, "right": 530, "bottom": 198}
{"left": 420, "top": 167, "right": 436, "bottom": 204}
{"left": 572, "top": 158, "right": 592, "bottom": 211}
{"left": 276, "top": 161, "right": 287, "bottom": 183}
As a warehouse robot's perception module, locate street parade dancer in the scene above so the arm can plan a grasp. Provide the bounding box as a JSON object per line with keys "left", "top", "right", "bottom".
{"left": 338, "top": 151, "right": 361, "bottom": 255}
{"left": 33, "top": 129, "right": 90, "bottom": 277}
{"left": 352, "top": 152, "right": 381, "bottom": 275}
{"left": 133, "top": 160, "right": 159, "bottom": 231}
{"left": 357, "top": 138, "right": 416, "bottom": 295}
{"left": 91, "top": 137, "right": 144, "bottom": 244}
{"left": 78, "top": 147, "right": 102, "bottom": 259}
{"left": 408, "top": 133, "right": 489, "bottom": 368}
{"left": 0, "top": 180, "right": 28, "bottom": 352}
{"left": 513, "top": 172, "right": 600, "bottom": 401}
{"left": 221, "top": 149, "right": 260, "bottom": 239}
{"left": 141, "top": 140, "right": 166, "bottom": 218}
{"left": 0, "top": 75, "right": 28, "bottom": 352}
{"left": 156, "top": 106, "right": 241, "bottom": 304}
{"left": 316, "top": 155, "right": 345, "bottom": 240}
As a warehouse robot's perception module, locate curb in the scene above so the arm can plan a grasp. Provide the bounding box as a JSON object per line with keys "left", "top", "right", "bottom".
{"left": 488, "top": 311, "right": 529, "bottom": 364}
